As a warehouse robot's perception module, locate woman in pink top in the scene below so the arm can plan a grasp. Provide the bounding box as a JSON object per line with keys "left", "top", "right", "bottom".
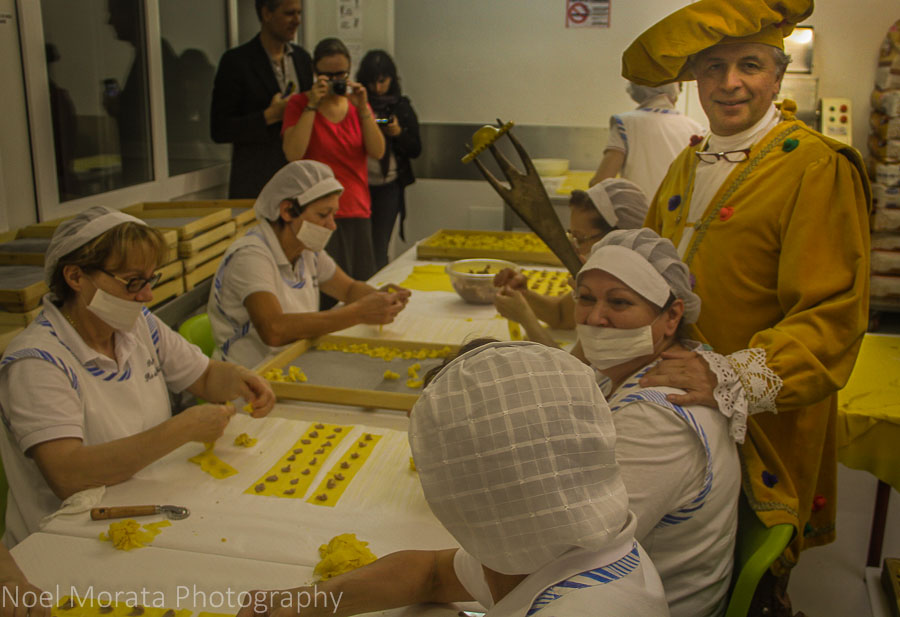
{"left": 282, "top": 37, "right": 385, "bottom": 283}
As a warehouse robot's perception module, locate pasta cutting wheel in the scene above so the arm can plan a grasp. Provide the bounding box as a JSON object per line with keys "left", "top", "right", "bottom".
{"left": 90, "top": 505, "right": 190, "bottom": 520}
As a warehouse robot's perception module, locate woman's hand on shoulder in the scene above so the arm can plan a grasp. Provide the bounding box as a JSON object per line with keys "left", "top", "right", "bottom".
{"left": 639, "top": 348, "right": 718, "bottom": 408}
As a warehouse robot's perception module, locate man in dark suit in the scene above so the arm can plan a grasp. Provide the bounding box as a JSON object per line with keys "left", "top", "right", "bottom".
{"left": 211, "top": 0, "right": 314, "bottom": 198}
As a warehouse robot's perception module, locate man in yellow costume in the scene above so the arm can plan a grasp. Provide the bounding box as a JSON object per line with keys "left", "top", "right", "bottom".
{"left": 623, "top": 0, "right": 871, "bottom": 612}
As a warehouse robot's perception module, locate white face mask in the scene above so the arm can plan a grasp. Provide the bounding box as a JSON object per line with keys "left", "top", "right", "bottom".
{"left": 296, "top": 220, "right": 333, "bottom": 252}
{"left": 576, "top": 321, "right": 659, "bottom": 370}
{"left": 87, "top": 288, "right": 144, "bottom": 331}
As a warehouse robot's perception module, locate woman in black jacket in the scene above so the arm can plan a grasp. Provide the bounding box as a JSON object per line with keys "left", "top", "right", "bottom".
{"left": 356, "top": 50, "right": 422, "bottom": 270}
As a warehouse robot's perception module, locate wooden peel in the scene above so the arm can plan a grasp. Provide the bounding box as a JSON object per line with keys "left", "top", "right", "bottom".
{"left": 463, "top": 120, "right": 583, "bottom": 277}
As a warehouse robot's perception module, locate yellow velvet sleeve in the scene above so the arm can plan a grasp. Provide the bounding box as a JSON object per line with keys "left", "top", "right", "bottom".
{"left": 749, "top": 151, "right": 870, "bottom": 410}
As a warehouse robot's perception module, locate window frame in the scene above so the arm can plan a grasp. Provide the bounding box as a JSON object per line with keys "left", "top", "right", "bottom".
{"left": 18, "top": 0, "right": 237, "bottom": 222}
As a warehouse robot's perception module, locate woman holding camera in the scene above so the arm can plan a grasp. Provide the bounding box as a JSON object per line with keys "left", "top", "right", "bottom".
{"left": 282, "top": 38, "right": 384, "bottom": 283}
{"left": 356, "top": 50, "right": 421, "bottom": 270}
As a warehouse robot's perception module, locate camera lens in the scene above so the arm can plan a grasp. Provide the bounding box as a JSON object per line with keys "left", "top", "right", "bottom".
{"left": 330, "top": 79, "right": 347, "bottom": 96}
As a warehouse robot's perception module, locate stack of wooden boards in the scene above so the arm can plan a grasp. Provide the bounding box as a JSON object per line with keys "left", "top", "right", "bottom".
{"left": 0, "top": 199, "right": 256, "bottom": 350}
{"left": 869, "top": 20, "right": 900, "bottom": 310}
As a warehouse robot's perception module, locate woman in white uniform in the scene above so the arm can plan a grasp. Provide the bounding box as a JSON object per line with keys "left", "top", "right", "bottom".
{"left": 574, "top": 228, "right": 740, "bottom": 617}
{"left": 208, "top": 160, "right": 409, "bottom": 368}
{"left": 237, "top": 342, "right": 669, "bottom": 617}
{"left": 492, "top": 178, "right": 647, "bottom": 345}
{"left": 589, "top": 81, "right": 704, "bottom": 197}
{"left": 0, "top": 207, "right": 275, "bottom": 545}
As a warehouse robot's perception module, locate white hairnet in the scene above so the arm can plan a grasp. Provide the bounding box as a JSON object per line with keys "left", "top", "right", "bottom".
{"left": 579, "top": 228, "right": 701, "bottom": 323}
{"left": 582, "top": 178, "right": 648, "bottom": 230}
{"left": 626, "top": 81, "right": 680, "bottom": 105}
{"left": 44, "top": 206, "right": 147, "bottom": 286}
{"left": 409, "top": 341, "right": 629, "bottom": 575}
{"left": 254, "top": 160, "right": 344, "bottom": 222}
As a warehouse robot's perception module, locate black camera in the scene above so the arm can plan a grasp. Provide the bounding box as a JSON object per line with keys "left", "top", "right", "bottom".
{"left": 330, "top": 79, "right": 348, "bottom": 96}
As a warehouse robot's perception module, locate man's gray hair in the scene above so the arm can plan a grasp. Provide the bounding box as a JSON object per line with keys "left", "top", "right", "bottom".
{"left": 770, "top": 47, "right": 792, "bottom": 77}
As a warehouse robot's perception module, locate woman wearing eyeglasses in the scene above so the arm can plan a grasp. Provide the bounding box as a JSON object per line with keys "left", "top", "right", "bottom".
{"left": 492, "top": 178, "right": 648, "bottom": 346}
{"left": 0, "top": 207, "right": 275, "bottom": 546}
{"left": 281, "top": 37, "right": 385, "bottom": 287}
{"left": 572, "top": 228, "right": 740, "bottom": 617}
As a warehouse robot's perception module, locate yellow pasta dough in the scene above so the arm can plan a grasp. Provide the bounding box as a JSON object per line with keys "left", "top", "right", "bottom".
{"left": 99, "top": 519, "right": 171, "bottom": 551}
{"left": 247, "top": 423, "right": 350, "bottom": 498}
{"left": 314, "top": 533, "right": 377, "bottom": 580}
{"left": 233, "top": 433, "right": 257, "bottom": 447}
{"left": 188, "top": 442, "right": 238, "bottom": 479}
{"left": 307, "top": 433, "right": 382, "bottom": 507}
{"left": 54, "top": 597, "right": 191, "bottom": 617}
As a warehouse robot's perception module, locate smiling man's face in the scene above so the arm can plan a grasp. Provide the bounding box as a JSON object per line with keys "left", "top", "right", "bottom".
{"left": 693, "top": 42, "right": 784, "bottom": 136}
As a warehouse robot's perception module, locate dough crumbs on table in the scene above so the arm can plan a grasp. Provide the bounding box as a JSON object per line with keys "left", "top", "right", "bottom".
{"left": 307, "top": 432, "right": 382, "bottom": 507}
{"left": 246, "top": 422, "right": 351, "bottom": 498}
{"left": 314, "top": 533, "right": 377, "bottom": 580}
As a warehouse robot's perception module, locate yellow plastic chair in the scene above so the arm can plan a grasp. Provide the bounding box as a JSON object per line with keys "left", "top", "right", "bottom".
{"left": 724, "top": 496, "right": 795, "bottom": 617}
{"left": 178, "top": 313, "right": 216, "bottom": 358}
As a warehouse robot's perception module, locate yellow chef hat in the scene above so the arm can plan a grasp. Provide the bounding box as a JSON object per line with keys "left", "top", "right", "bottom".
{"left": 622, "top": 0, "right": 814, "bottom": 86}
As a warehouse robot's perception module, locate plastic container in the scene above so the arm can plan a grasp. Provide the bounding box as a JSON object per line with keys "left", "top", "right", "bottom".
{"left": 445, "top": 258, "right": 518, "bottom": 304}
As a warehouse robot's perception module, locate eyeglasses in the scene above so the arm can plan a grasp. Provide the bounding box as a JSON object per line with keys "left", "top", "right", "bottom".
{"left": 694, "top": 148, "right": 751, "bottom": 164}
{"left": 316, "top": 70, "right": 349, "bottom": 80}
{"left": 566, "top": 230, "right": 606, "bottom": 247}
{"left": 98, "top": 268, "right": 161, "bottom": 293}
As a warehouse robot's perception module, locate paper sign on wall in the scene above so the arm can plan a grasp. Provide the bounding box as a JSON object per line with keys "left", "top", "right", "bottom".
{"left": 338, "top": 0, "right": 362, "bottom": 38}
{"left": 565, "top": 0, "right": 610, "bottom": 29}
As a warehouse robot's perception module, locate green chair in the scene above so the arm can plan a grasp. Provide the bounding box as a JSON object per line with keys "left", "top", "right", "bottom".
{"left": 178, "top": 313, "right": 216, "bottom": 358}
{"left": 724, "top": 495, "right": 795, "bottom": 617}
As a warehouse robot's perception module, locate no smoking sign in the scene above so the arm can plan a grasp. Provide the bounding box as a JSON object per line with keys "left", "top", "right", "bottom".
{"left": 565, "top": 0, "right": 610, "bottom": 28}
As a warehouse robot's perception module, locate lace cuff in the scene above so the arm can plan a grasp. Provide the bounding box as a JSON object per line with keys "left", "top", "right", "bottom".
{"left": 726, "top": 348, "right": 783, "bottom": 415}
{"left": 697, "top": 349, "right": 748, "bottom": 443}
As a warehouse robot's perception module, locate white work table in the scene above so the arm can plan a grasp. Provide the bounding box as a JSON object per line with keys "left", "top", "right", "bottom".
{"left": 11, "top": 243, "right": 569, "bottom": 615}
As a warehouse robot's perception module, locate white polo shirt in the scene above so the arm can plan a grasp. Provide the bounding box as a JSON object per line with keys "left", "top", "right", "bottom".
{"left": 0, "top": 298, "right": 209, "bottom": 545}
{"left": 606, "top": 365, "right": 740, "bottom": 617}
{"left": 207, "top": 222, "right": 337, "bottom": 368}
{"left": 452, "top": 514, "right": 669, "bottom": 617}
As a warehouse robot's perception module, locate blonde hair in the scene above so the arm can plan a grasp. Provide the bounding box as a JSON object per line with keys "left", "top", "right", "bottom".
{"left": 50, "top": 222, "right": 166, "bottom": 305}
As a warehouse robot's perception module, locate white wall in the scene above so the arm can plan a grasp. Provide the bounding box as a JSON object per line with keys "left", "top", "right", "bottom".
{"left": 394, "top": 0, "right": 690, "bottom": 126}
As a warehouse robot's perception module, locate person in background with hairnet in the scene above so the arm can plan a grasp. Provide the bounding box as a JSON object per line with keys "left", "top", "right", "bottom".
{"left": 623, "top": 2, "right": 870, "bottom": 611}
{"left": 492, "top": 178, "right": 647, "bottom": 346}
{"left": 589, "top": 80, "right": 705, "bottom": 197}
{"left": 0, "top": 207, "right": 275, "bottom": 546}
{"left": 237, "top": 342, "right": 669, "bottom": 617}
{"left": 572, "top": 228, "right": 739, "bottom": 617}
{"left": 208, "top": 160, "right": 410, "bottom": 369}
